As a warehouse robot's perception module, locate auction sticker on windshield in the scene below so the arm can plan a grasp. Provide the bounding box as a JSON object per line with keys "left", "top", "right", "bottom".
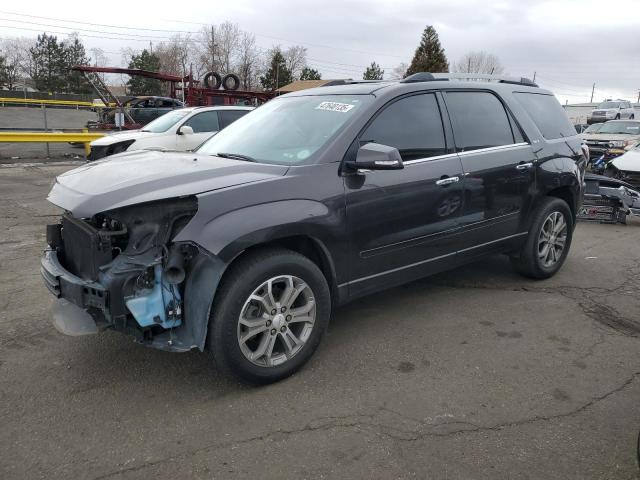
{"left": 315, "top": 101, "right": 355, "bottom": 113}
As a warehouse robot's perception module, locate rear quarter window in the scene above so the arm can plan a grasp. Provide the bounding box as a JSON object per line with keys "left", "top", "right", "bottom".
{"left": 513, "top": 92, "right": 575, "bottom": 140}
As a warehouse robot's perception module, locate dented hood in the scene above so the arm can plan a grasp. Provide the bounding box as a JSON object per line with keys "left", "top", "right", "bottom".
{"left": 47, "top": 150, "right": 288, "bottom": 217}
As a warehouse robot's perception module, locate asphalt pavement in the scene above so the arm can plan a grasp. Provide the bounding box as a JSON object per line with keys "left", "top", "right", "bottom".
{"left": 1, "top": 162, "right": 640, "bottom": 480}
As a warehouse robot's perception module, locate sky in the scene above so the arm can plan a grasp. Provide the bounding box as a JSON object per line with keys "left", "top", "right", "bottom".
{"left": 0, "top": 0, "right": 638, "bottom": 105}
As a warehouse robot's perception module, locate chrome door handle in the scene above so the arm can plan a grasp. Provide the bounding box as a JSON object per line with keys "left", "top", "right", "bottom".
{"left": 516, "top": 162, "right": 534, "bottom": 170}
{"left": 435, "top": 176, "right": 460, "bottom": 186}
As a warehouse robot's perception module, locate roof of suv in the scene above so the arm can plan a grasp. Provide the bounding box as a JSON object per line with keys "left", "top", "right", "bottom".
{"left": 285, "top": 77, "right": 551, "bottom": 97}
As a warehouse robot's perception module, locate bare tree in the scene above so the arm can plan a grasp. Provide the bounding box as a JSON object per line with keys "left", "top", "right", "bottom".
{"left": 156, "top": 34, "right": 194, "bottom": 77}
{"left": 216, "top": 21, "right": 240, "bottom": 75}
{"left": 284, "top": 45, "right": 307, "bottom": 80}
{"left": 390, "top": 62, "right": 408, "bottom": 80}
{"left": 0, "top": 37, "right": 33, "bottom": 90}
{"left": 89, "top": 47, "right": 108, "bottom": 82}
{"left": 236, "top": 31, "right": 259, "bottom": 90}
{"left": 451, "top": 51, "right": 504, "bottom": 75}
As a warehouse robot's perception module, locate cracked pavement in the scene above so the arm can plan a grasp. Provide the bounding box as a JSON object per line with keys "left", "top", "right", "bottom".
{"left": 1, "top": 162, "right": 640, "bottom": 479}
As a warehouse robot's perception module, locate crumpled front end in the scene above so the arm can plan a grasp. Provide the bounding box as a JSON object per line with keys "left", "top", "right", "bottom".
{"left": 41, "top": 197, "right": 224, "bottom": 352}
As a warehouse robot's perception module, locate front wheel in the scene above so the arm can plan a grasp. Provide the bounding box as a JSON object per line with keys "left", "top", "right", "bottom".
{"left": 208, "top": 248, "right": 331, "bottom": 384}
{"left": 511, "top": 197, "right": 573, "bottom": 279}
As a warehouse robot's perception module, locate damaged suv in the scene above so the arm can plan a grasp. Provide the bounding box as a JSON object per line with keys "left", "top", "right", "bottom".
{"left": 42, "top": 73, "right": 586, "bottom": 384}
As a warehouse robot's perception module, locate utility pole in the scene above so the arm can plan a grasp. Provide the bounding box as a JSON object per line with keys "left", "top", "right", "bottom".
{"left": 590, "top": 83, "right": 595, "bottom": 103}
{"left": 637, "top": 89, "right": 640, "bottom": 104}
{"left": 532, "top": 71, "right": 536, "bottom": 82}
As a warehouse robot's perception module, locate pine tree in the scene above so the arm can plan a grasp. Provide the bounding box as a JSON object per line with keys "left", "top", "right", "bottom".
{"left": 259, "top": 48, "right": 292, "bottom": 90}
{"left": 127, "top": 50, "right": 162, "bottom": 95}
{"left": 363, "top": 62, "right": 384, "bottom": 80}
{"left": 299, "top": 67, "right": 321, "bottom": 81}
{"left": 29, "top": 33, "right": 66, "bottom": 92}
{"left": 62, "top": 35, "right": 91, "bottom": 94}
{"left": 405, "top": 26, "right": 449, "bottom": 77}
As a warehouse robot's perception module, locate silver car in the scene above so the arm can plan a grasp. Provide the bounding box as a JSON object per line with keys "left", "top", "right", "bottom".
{"left": 588, "top": 99, "right": 635, "bottom": 124}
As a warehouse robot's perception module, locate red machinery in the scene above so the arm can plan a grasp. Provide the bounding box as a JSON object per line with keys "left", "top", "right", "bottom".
{"left": 72, "top": 65, "right": 273, "bottom": 129}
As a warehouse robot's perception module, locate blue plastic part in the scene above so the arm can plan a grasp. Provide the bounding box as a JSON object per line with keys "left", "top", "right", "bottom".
{"left": 125, "top": 264, "right": 182, "bottom": 329}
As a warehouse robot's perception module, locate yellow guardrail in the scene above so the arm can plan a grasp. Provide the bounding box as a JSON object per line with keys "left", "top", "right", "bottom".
{"left": 0, "top": 97, "right": 107, "bottom": 108}
{"left": 0, "top": 131, "right": 105, "bottom": 155}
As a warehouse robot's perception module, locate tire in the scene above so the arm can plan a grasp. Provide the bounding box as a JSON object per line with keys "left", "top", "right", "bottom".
{"left": 203, "top": 71, "right": 222, "bottom": 90}
{"left": 510, "top": 197, "right": 573, "bottom": 279}
{"left": 631, "top": 114, "right": 635, "bottom": 120}
{"left": 208, "top": 248, "right": 331, "bottom": 384}
{"left": 222, "top": 73, "right": 241, "bottom": 91}
{"left": 615, "top": 114, "right": 620, "bottom": 120}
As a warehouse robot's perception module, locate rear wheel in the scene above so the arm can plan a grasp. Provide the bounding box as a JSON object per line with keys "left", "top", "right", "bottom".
{"left": 209, "top": 248, "right": 331, "bottom": 384}
{"left": 511, "top": 197, "right": 573, "bottom": 279}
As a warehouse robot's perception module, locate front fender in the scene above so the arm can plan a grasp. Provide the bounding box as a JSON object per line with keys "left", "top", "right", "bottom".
{"left": 175, "top": 199, "right": 337, "bottom": 262}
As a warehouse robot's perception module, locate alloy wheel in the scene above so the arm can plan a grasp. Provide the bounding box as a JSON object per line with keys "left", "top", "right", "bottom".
{"left": 237, "top": 275, "right": 316, "bottom": 367}
{"left": 537, "top": 211, "right": 568, "bottom": 268}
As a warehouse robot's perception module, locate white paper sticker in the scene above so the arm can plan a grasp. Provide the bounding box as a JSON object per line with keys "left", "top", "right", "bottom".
{"left": 315, "top": 101, "right": 355, "bottom": 113}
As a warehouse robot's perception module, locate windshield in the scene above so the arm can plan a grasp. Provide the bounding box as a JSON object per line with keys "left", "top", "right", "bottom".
{"left": 597, "top": 102, "right": 621, "bottom": 109}
{"left": 597, "top": 121, "right": 640, "bottom": 135}
{"left": 141, "top": 110, "right": 190, "bottom": 133}
{"left": 197, "top": 95, "right": 371, "bottom": 165}
{"left": 583, "top": 123, "right": 603, "bottom": 133}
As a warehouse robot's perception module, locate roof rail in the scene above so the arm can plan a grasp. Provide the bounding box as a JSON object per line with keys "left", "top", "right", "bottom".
{"left": 401, "top": 72, "right": 538, "bottom": 87}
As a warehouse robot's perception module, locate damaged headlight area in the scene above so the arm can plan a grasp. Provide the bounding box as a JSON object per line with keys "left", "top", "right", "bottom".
{"left": 43, "top": 197, "right": 203, "bottom": 349}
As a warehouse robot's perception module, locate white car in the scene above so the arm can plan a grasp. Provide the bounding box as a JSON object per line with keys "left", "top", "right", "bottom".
{"left": 587, "top": 99, "right": 635, "bottom": 125}
{"left": 89, "top": 106, "right": 253, "bottom": 161}
{"left": 609, "top": 144, "right": 640, "bottom": 189}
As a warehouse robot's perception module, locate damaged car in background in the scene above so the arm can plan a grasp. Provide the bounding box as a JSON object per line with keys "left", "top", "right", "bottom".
{"left": 41, "top": 74, "right": 586, "bottom": 384}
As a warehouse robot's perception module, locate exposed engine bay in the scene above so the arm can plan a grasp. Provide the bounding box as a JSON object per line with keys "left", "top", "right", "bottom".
{"left": 42, "top": 197, "right": 219, "bottom": 350}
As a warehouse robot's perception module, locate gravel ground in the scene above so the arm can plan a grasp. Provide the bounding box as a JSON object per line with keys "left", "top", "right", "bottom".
{"left": 1, "top": 162, "right": 639, "bottom": 480}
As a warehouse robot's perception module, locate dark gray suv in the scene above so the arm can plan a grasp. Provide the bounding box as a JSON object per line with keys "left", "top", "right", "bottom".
{"left": 41, "top": 73, "right": 586, "bottom": 384}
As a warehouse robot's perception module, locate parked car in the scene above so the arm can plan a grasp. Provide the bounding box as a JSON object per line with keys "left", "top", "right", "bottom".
{"left": 102, "top": 96, "right": 185, "bottom": 125}
{"left": 606, "top": 144, "right": 640, "bottom": 190}
{"left": 41, "top": 73, "right": 586, "bottom": 384}
{"left": 587, "top": 99, "right": 635, "bottom": 124}
{"left": 581, "top": 120, "right": 640, "bottom": 160}
{"left": 89, "top": 106, "right": 253, "bottom": 160}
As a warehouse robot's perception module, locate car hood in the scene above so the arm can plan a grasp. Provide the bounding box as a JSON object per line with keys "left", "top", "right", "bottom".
{"left": 91, "top": 130, "right": 157, "bottom": 146}
{"left": 48, "top": 150, "right": 289, "bottom": 217}
{"left": 611, "top": 150, "right": 640, "bottom": 172}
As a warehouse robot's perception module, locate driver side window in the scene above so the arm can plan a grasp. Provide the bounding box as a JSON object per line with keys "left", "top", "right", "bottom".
{"left": 361, "top": 93, "right": 446, "bottom": 161}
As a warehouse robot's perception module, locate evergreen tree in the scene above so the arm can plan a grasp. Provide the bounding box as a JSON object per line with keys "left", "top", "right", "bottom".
{"left": 363, "top": 62, "right": 384, "bottom": 80}
{"left": 61, "top": 35, "right": 91, "bottom": 94}
{"left": 29, "top": 33, "right": 66, "bottom": 92}
{"left": 259, "top": 48, "right": 292, "bottom": 90}
{"left": 405, "top": 26, "right": 449, "bottom": 76}
{"left": 126, "top": 50, "right": 162, "bottom": 95}
{"left": 299, "top": 67, "right": 321, "bottom": 81}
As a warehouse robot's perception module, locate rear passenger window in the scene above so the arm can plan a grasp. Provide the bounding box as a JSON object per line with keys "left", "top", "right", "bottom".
{"left": 219, "top": 110, "right": 249, "bottom": 129}
{"left": 445, "top": 91, "right": 515, "bottom": 151}
{"left": 513, "top": 92, "right": 575, "bottom": 140}
{"left": 185, "top": 111, "right": 220, "bottom": 133}
{"left": 361, "top": 93, "right": 446, "bottom": 161}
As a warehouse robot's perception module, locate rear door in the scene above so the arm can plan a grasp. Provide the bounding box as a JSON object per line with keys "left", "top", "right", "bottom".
{"left": 442, "top": 90, "right": 536, "bottom": 251}
{"left": 344, "top": 92, "right": 465, "bottom": 296}
{"left": 177, "top": 111, "right": 221, "bottom": 150}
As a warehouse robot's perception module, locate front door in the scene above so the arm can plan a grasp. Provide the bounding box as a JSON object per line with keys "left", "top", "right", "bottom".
{"left": 442, "top": 90, "right": 536, "bottom": 249}
{"left": 344, "top": 92, "right": 465, "bottom": 297}
{"left": 177, "top": 111, "right": 221, "bottom": 150}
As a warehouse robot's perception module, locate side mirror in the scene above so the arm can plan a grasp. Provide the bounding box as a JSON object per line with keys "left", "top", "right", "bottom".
{"left": 177, "top": 125, "right": 194, "bottom": 135}
{"left": 348, "top": 143, "right": 404, "bottom": 171}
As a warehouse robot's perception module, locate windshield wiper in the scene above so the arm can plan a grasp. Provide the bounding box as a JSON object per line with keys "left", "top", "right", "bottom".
{"left": 215, "top": 152, "right": 257, "bottom": 162}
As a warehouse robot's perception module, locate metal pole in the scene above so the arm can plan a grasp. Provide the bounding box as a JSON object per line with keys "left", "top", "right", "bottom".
{"left": 590, "top": 83, "right": 595, "bottom": 103}
{"left": 42, "top": 105, "right": 50, "bottom": 159}
{"left": 532, "top": 71, "right": 536, "bottom": 82}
